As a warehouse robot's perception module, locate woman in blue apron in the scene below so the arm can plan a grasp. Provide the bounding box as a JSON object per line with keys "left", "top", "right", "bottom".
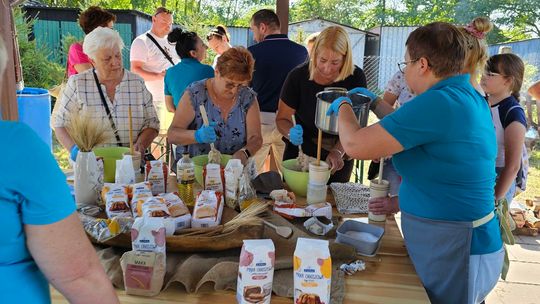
{"left": 327, "top": 22, "right": 504, "bottom": 304}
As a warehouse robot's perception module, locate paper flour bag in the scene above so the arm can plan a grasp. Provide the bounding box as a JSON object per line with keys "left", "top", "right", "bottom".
{"left": 121, "top": 251, "right": 165, "bottom": 297}
{"left": 294, "top": 238, "right": 331, "bottom": 304}
{"left": 236, "top": 239, "right": 275, "bottom": 304}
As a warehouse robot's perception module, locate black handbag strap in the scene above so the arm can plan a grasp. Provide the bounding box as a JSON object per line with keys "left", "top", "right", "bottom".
{"left": 92, "top": 69, "right": 122, "bottom": 146}
{"left": 146, "top": 33, "right": 175, "bottom": 66}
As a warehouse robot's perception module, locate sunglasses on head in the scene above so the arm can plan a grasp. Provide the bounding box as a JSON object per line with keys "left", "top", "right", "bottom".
{"left": 154, "top": 8, "right": 172, "bottom": 16}
{"left": 206, "top": 31, "right": 223, "bottom": 41}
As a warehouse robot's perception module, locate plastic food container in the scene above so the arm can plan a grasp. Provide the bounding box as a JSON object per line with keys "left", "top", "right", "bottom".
{"left": 336, "top": 220, "right": 385, "bottom": 256}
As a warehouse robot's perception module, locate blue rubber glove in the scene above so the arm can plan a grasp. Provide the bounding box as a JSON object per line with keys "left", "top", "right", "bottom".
{"left": 70, "top": 145, "right": 79, "bottom": 161}
{"left": 348, "top": 87, "right": 377, "bottom": 101}
{"left": 289, "top": 124, "right": 303, "bottom": 146}
{"left": 326, "top": 96, "right": 352, "bottom": 116}
{"left": 194, "top": 121, "right": 217, "bottom": 144}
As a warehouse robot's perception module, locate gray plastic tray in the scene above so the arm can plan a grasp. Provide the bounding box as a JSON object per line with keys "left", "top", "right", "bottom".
{"left": 336, "top": 220, "right": 385, "bottom": 256}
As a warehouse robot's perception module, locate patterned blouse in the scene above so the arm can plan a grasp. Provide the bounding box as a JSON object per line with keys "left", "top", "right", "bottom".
{"left": 385, "top": 71, "right": 415, "bottom": 106}
{"left": 175, "top": 79, "right": 256, "bottom": 158}
{"left": 52, "top": 69, "right": 160, "bottom": 147}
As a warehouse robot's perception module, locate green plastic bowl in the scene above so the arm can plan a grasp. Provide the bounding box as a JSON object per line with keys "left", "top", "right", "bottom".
{"left": 281, "top": 159, "right": 309, "bottom": 197}
{"left": 94, "top": 147, "right": 131, "bottom": 183}
{"left": 192, "top": 154, "right": 232, "bottom": 186}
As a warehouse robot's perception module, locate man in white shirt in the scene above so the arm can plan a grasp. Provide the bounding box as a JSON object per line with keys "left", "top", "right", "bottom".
{"left": 130, "top": 7, "right": 179, "bottom": 131}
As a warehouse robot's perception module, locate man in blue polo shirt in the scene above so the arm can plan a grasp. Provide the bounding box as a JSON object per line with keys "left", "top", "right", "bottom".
{"left": 248, "top": 9, "right": 308, "bottom": 173}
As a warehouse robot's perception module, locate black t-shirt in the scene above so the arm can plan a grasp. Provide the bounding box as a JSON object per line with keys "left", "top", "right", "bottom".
{"left": 280, "top": 62, "right": 367, "bottom": 157}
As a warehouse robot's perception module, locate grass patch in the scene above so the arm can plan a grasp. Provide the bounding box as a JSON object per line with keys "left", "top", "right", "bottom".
{"left": 515, "top": 149, "right": 540, "bottom": 202}
{"left": 53, "top": 136, "right": 70, "bottom": 170}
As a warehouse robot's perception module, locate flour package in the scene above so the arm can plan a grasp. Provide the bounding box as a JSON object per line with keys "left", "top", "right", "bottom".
{"left": 204, "top": 163, "right": 224, "bottom": 193}
{"left": 146, "top": 160, "right": 168, "bottom": 195}
{"left": 158, "top": 192, "right": 192, "bottom": 233}
{"left": 236, "top": 239, "right": 275, "bottom": 304}
{"left": 294, "top": 238, "right": 332, "bottom": 304}
{"left": 102, "top": 183, "right": 131, "bottom": 218}
{"left": 131, "top": 216, "right": 166, "bottom": 255}
{"left": 191, "top": 190, "right": 224, "bottom": 228}
{"left": 130, "top": 182, "right": 153, "bottom": 217}
{"left": 121, "top": 250, "right": 166, "bottom": 297}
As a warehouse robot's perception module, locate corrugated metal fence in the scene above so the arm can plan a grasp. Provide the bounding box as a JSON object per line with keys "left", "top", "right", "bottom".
{"left": 33, "top": 20, "right": 133, "bottom": 68}
{"left": 488, "top": 39, "right": 540, "bottom": 83}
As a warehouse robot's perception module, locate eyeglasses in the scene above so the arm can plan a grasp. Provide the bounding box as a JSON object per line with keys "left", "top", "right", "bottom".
{"left": 224, "top": 80, "right": 247, "bottom": 91}
{"left": 397, "top": 59, "right": 419, "bottom": 73}
{"left": 483, "top": 71, "right": 507, "bottom": 77}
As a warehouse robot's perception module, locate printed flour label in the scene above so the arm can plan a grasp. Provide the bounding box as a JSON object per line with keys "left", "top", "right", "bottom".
{"left": 294, "top": 238, "right": 332, "bottom": 304}
{"left": 236, "top": 239, "right": 275, "bottom": 304}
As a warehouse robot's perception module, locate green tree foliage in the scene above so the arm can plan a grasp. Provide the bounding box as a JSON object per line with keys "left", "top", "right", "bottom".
{"left": 37, "top": 0, "right": 539, "bottom": 44}
{"left": 290, "top": 0, "right": 379, "bottom": 29}
{"left": 14, "top": 9, "right": 64, "bottom": 89}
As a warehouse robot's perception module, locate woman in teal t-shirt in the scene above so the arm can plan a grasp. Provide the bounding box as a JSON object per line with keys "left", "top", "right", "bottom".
{"left": 0, "top": 37, "right": 118, "bottom": 303}
{"left": 164, "top": 28, "right": 214, "bottom": 112}
{"left": 327, "top": 23, "right": 504, "bottom": 304}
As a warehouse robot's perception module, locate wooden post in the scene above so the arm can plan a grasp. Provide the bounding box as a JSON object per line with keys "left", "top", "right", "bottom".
{"left": 0, "top": 3, "right": 19, "bottom": 121}
{"left": 276, "top": 0, "right": 289, "bottom": 35}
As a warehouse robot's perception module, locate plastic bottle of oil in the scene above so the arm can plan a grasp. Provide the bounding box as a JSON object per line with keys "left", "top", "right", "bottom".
{"left": 177, "top": 153, "right": 195, "bottom": 207}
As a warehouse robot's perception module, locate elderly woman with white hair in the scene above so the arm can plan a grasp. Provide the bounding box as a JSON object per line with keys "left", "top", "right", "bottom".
{"left": 53, "top": 27, "right": 160, "bottom": 160}
{"left": 0, "top": 37, "right": 119, "bottom": 302}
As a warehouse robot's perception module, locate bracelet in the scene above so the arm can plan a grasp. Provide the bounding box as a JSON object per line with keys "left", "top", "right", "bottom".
{"left": 369, "top": 97, "right": 381, "bottom": 111}
{"left": 240, "top": 148, "right": 251, "bottom": 159}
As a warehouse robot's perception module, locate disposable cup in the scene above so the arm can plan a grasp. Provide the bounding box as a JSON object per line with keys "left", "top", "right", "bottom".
{"left": 369, "top": 179, "right": 390, "bottom": 222}
{"left": 308, "top": 161, "right": 331, "bottom": 185}
{"left": 124, "top": 151, "right": 144, "bottom": 182}
{"left": 306, "top": 182, "right": 327, "bottom": 205}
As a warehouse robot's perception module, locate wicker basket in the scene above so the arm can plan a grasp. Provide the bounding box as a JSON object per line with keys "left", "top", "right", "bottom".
{"left": 330, "top": 182, "right": 370, "bottom": 214}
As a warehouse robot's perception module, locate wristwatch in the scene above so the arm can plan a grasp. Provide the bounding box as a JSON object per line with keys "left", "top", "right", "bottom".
{"left": 370, "top": 97, "right": 381, "bottom": 111}
{"left": 240, "top": 148, "right": 251, "bottom": 158}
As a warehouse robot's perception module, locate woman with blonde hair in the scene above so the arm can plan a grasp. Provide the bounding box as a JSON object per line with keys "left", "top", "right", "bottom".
{"left": 168, "top": 47, "right": 262, "bottom": 165}
{"left": 304, "top": 31, "right": 320, "bottom": 57}
{"left": 459, "top": 17, "right": 493, "bottom": 93}
{"left": 276, "top": 26, "right": 367, "bottom": 182}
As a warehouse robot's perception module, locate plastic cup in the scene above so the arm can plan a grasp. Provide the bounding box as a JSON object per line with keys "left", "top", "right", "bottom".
{"left": 309, "top": 161, "right": 331, "bottom": 185}
{"left": 124, "top": 151, "right": 144, "bottom": 182}
{"left": 306, "top": 182, "right": 327, "bottom": 205}
{"left": 369, "top": 179, "right": 390, "bottom": 222}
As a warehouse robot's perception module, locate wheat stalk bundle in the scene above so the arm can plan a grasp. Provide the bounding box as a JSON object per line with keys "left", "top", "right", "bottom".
{"left": 66, "top": 113, "right": 112, "bottom": 152}
{"left": 177, "top": 201, "right": 268, "bottom": 237}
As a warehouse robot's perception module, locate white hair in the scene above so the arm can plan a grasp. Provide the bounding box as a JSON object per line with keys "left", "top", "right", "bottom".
{"left": 83, "top": 27, "right": 125, "bottom": 60}
{"left": 0, "top": 36, "right": 7, "bottom": 76}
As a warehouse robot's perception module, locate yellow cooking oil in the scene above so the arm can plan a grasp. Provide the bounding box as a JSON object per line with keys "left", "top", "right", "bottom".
{"left": 177, "top": 153, "right": 195, "bottom": 207}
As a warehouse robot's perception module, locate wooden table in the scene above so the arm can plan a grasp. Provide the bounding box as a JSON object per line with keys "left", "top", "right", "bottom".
{"left": 52, "top": 179, "right": 430, "bottom": 303}
{"left": 51, "top": 217, "right": 429, "bottom": 303}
